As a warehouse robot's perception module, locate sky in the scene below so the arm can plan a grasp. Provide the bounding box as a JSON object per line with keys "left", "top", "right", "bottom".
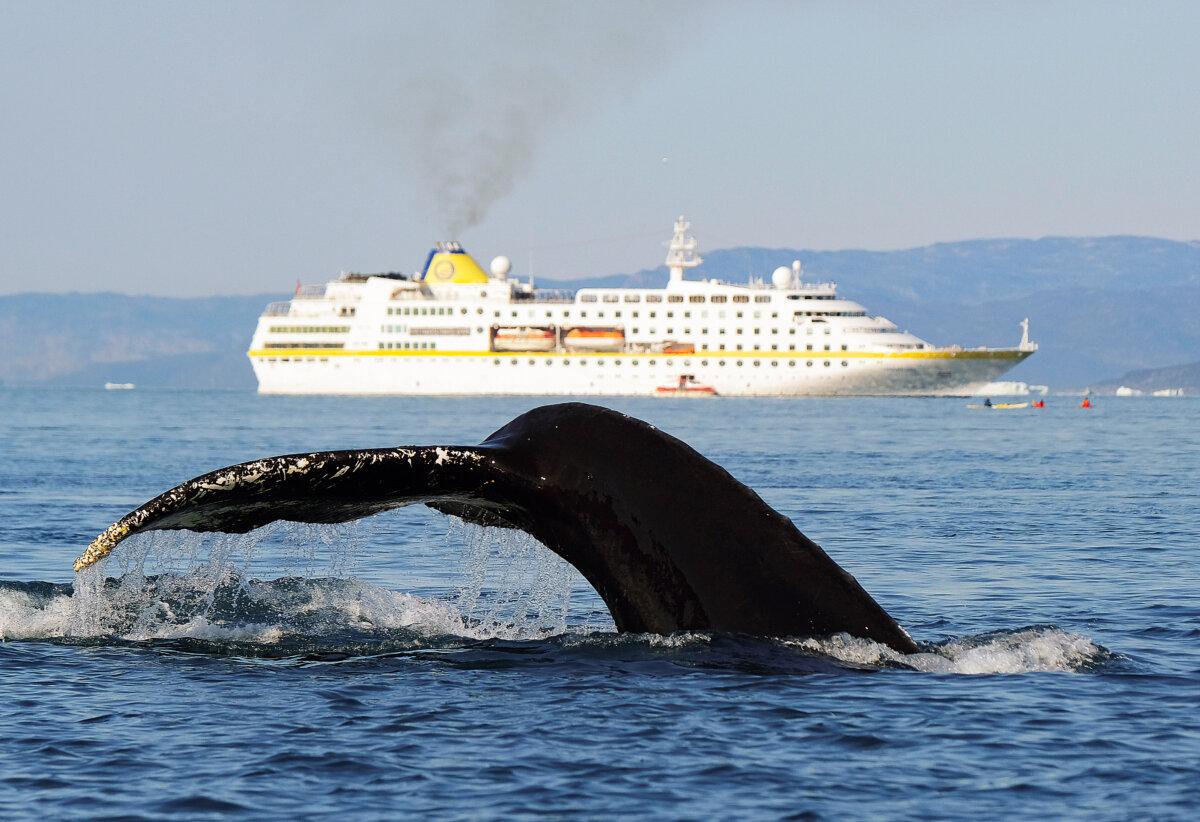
{"left": 0, "top": 1, "right": 1197, "bottom": 296}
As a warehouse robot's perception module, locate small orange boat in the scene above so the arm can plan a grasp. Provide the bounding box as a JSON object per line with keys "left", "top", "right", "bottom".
{"left": 563, "top": 327, "right": 625, "bottom": 352}
{"left": 655, "top": 374, "right": 717, "bottom": 397}
{"left": 492, "top": 326, "right": 556, "bottom": 352}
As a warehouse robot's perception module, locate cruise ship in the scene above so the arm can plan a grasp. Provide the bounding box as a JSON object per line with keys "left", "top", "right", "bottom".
{"left": 248, "top": 218, "right": 1036, "bottom": 396}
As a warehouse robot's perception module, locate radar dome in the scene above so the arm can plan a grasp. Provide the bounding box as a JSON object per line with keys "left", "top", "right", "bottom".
{"left": 772, "top": 266, "right": 792, "bottom": 289}
{"left": 490, "top": 255, "right": 512, "bottom": 280}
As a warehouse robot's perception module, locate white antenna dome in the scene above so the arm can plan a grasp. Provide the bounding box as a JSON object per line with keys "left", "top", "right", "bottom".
{"left": 772, "top": 265, "right": 792, "bottom": 289}
{"left": 490, "top": 255, "right": 511, "bottom": 280}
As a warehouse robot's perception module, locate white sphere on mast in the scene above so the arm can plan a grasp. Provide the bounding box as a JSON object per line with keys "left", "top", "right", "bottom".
{"left": 772, "top": 266, "right": 792, "bottom": 289}
{"left": 490, "top": 255, "right": 512, "bottom": 280}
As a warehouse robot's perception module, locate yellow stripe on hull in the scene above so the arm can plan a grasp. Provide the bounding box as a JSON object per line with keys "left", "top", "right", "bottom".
{"left": 248, "top": 348, "right": 1030, "bottom": 361}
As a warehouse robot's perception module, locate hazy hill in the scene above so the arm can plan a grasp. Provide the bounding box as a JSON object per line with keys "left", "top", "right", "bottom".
{"left": 3, "top": 236, "right": 1197, "bottom": 389}
{"left": 1091, "top": 360, "right": 1200, "bottom": 394}
{"left": 0, "top": 292, "right": 276, "bottom": 389}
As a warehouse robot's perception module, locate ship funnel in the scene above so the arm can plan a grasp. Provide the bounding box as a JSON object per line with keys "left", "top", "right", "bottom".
{"left": 419, "top": 242, "right": 490, "bottom": 284}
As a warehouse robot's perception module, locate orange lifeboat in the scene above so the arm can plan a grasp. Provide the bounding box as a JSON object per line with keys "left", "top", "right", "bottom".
{"left": 563, "top": 327, "right": 625, "bottom": 352}
{"left": 492, "top": 326, "right": 556, "bottom": 352}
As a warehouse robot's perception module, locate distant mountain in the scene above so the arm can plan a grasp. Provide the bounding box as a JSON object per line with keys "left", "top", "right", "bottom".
{"left": 1090, "top": 360, "right": 1200, "bottom": 394}
{"left": 3, "top": 236, "right": 1197, "bottom": 390}
{"left": 0, "top": 292, "right": 277, "bottom": 389}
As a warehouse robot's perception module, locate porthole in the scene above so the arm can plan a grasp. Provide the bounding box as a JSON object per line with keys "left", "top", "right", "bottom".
{"left": 649, "top": 359, "right": 656, "bottom": 366}
{"left": 701, "top": 360, "right": 708, "bottom": 366}
{"left": 788, "top": 361, "right": 796, "bottom": 367}
{"left": 770, "top": 361, "right": 779, "bottom": 367}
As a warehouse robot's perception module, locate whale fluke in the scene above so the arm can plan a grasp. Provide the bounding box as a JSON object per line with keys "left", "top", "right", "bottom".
{"left": 74, "top": 403, "right": 917, "bottom": 653}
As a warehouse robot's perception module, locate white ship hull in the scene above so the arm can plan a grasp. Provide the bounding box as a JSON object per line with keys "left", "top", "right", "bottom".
{"left": 250, "top": 349, "right": 1030, "bottom": 397}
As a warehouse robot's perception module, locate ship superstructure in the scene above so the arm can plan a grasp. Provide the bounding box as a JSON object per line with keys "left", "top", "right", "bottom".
{"left": 248, "top": 218, "right": 1035, "bottom": 396}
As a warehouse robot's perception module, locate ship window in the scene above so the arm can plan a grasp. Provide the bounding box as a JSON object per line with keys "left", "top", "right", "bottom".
{"left": 842, "top": 361, "right": 848, "bottom": 367}
{"left": 841, "top": 344, "right": 848, "bottom": 350}
{"left": 666, "top": 328, "right": 673, "bottom": 334}
{"left": 683, "top": 311, "right": 691, "bottom": 318}
{"left": 645, "top": 294, "right": 662, "bottom": 303}
{"left": 580, "top": 311, "right": 587, "bottom": 318}
{"left": 736, "top": 329, "right": 743, "bottom": 335}
{"left": 683, "top": 328, "right": 690, "bottom": 335}
{"left": 736, "top": 344, "right": 743, "bottom": 351}
{"left": 755, "top": 296, "right": 771, "bottom": 303}
{"left": 579, "top": 359, "right": 586, "bottom": 366}
{"left": 732, "top": 295, "right": 749, "bottom": 303}
{"left": 668, "top": 295, "right": 683, "bottom": 303}
{"left": 649, "top": 359, "right": 656, "bottom": 366}
{"left": 824, "top": 344, "right": 831, "bottom": 351}
{"left": 771, "top": 360, "right": 778, "bottom": 367}
{"left": 614, "top": 311, "right": 622, "bottom": 319}
{"left": 788, "top": 361, "right": 796, "bottom": 367}
{"left": 614, "top": 359, "right": 621, "bottom": 366}
{"left": 771, "top": 312, "right": 778, "bottom": 318}
{"left": 718, "top": 344, "right": 725, "bottom": 351}
{"left": 631, "top": 359, "right": 638, "bottom": 366}
{"left": 711, "top": 295, "right": 727, "bottom": 303}
{"left": 596, "top": 359, "right": 603, "bottom": 366}
{"left": 753, "top": 360, "right": 761, "bottom": 367}
{"left": 666, "top": 311, "right": 674, "bottom": 318}
{"left": 510, "top": 359, "right": 518, "bottom": 365}
{"left": 631, "top": 311, "right": 639, "bottom": 318}
{"left": 736, "top": 360, "right": 744, "bottom": 367}
{"left": 753, "top": 328, "right": 760, "bottom": 335}
{"left": 771, "top": 344, "right": 778, "bottom": 351}
{"left": 632, "top": 328, "right": 639, "bottom": 334}
{"left": 545, "top": 359, "right": 552, "bottom": 365}
{"left": 529, "top": 359, "right": 536, "bottom": 366}
{"left": 623, "top": 294, "right": 640, "bottom": 303}
{"left": 581, "top": 294, "right": 598, "bottom": 303}
{"left": 493, "top": 359, "right": 501, "bottom": 365}
{"left": 689, "top": 295, "right": 705, "bottom": 303}
{"left": 477, "top": 308, "right": 483, "bottom": 315}
{"left": 480, "top": 292, "right": 487, "bottom": 298}
{"left": 461, "top": 308, "right": 467, "bottom": 315}
{"left": 683, "top": 360, "right": 691, "bottom": 367}
{"left": 806, "top": 360, "right": 813, "bottom": 367}
{"left": 649, "top": 311, "right": 656, "bottom": 318}
{"left": 789, "top": 344, "right": 795, "bottom": 351}
{"left": 563, "top": 359, "right": 570, "bottom": 365}
{"left": 701, "top": 359, "right": 708, "bottom": 366}
{"left": 824, "top": 361, "right": 831, "bottom": 367}
{"left": 603, "top": 294, "right": 619, "bottom": 303}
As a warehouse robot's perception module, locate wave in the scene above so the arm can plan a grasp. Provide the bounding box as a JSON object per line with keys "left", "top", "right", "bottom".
{"left": 0, "top": 525, "right": 1112, "bottom": 673}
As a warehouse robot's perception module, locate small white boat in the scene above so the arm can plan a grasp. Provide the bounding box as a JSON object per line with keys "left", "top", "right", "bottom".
{"left": 104, "top": 382, "right": 136, "bottom": 390}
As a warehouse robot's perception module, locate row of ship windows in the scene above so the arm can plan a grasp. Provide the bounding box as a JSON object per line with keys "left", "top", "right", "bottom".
{"left": 263, "top": 342, "right": 345, "bottom": 349}
{"left": 267, "top": 325, "right": 350, "bottom": 333}
{"left": 378, "top": 342, "right": 438, "bottom": 350}
{"left": 576, "top": 293, "right": 837, "bottom": 304}
{"left": 261, "top": 357, "right": 855, "bottom": 368}
{"left": 382, "top": 306, "right": 864, "bottom": 321}
{"left": 492, "top": 358, "right": 854, "bottom": 368}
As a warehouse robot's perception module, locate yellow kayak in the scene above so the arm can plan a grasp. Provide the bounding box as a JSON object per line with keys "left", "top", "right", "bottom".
{"left": 966, "top": 402, "right": 1030, "bottom": 410}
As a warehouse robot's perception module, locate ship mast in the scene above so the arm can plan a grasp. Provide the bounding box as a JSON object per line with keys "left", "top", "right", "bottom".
{"left": 666, "top": 216, "right": 702, "bottom": 283}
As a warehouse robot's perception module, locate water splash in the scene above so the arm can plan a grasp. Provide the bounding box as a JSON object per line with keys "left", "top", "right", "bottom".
{"left": 789, "top": 627, "right": 1111, "bottom": 674}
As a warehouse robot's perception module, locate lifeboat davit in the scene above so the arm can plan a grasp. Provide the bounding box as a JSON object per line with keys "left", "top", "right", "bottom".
{"left": 492, "top": 326, "right": 556, "bottom": 352}
{"left": 563, "top": 327, "right": 625, "bottom": 352}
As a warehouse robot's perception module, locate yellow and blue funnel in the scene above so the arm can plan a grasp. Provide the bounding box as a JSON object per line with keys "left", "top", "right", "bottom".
{"left": 418, "top": 241, "right": 490, "bottom": 284}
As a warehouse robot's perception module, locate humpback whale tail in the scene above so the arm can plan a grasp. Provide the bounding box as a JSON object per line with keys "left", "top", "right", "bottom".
{"left": 75, "top": 403, "right": 918, "bottom": 653}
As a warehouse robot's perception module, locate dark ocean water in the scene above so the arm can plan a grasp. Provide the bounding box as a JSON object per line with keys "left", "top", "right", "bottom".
{"left": 1, "top": 389, "right": 1197, "bottom": 819}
